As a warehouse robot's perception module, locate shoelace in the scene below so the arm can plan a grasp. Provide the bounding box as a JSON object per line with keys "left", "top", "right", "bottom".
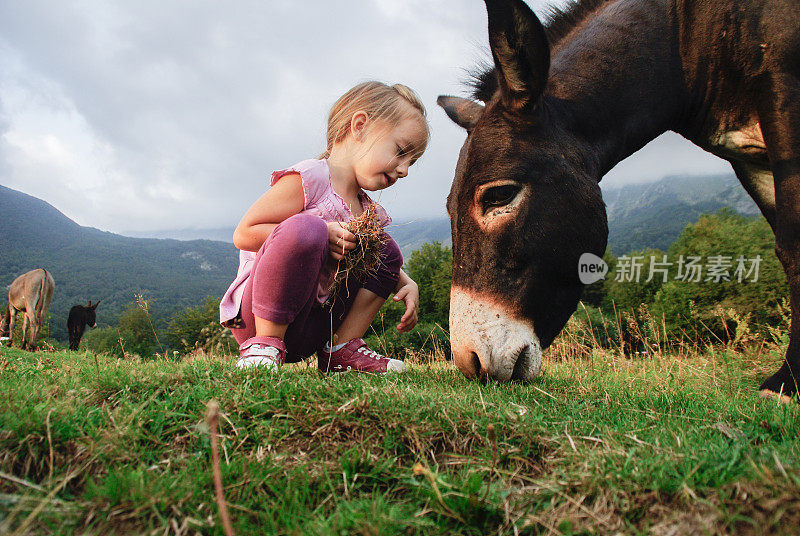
{"left": 357, "top": 346, "right": 383, "bottom": 360}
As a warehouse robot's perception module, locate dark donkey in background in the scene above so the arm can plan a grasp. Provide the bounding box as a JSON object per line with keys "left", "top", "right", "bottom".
{"left": 68, "top": 301, "right": 100, "bottom": 351}
{"left": 438, "top": 0, "right": 800, "bottom": 400}
{"left": 0, "top": 268, "right": 55, "bottom": 351}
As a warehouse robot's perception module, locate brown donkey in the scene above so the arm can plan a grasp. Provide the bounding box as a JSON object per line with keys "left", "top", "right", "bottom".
{"left": 1, "top": 268, "right": 55, "bottom": 351}
{"left": 438, "top": 0, "right": 799, "bottom": 402}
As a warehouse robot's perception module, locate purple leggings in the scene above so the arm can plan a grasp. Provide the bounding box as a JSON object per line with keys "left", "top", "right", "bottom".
{"left": 231, "top": 213, "right": 402, "bottom": 362}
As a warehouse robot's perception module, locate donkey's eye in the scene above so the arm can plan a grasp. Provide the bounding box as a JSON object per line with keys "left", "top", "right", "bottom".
{"left": 481, "top": 185, "right": 520, "bottom": 210}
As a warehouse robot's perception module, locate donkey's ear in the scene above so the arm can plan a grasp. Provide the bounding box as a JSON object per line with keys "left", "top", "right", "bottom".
{"left": 91, "top": 300, "right": 100, "bottom": 309}
{"left": 437, "top": 96, "right": 484, "bottom": 131}
{"left": 484, "top": 0, "right": 550, "bottom": 112}
{"left": 86, "top": 301, "right": 92, "bottom": 307}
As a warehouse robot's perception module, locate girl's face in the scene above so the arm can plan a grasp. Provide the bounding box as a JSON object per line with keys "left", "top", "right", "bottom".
{"left": 350, "top": 113, "right": 427, "bottom": 192}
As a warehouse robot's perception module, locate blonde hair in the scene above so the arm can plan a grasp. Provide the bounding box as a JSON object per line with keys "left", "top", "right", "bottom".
{"left": 320, "top": 81, "right": 429, "bottom": 161}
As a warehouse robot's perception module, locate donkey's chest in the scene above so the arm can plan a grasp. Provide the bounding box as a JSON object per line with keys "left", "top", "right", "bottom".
{"left": 705, "top": 117, "right": 768, "bottom": 164}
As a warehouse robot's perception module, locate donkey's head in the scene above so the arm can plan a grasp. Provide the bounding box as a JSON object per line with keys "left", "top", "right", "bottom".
{"left": 85, "top": 300, "right": 99, "bottom": 328}
{"left": 438, "top": 0, "right": 607, "bottom": 381}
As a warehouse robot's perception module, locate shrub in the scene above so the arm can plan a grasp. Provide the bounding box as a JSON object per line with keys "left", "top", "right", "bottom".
{"left": 165, "top": 297, "right": 236, "bottom": 355}
{"left": 594, "top": 210, "right": 787, "bottom": 347}
{"left": 405, "top": 241, "right": 452, "bottom": 327}
{"left": 82, "top": 300, "right": 161, "bottom": 358}
{"left": 625, "top": 210, "right": 787, "bottom": 344}
{"left": 82, "top": 326, "right": 127, "bottom": 357}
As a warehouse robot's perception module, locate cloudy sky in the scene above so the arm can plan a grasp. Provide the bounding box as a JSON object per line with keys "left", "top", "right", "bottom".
{"left": 0, "top": 0, "right": 732, "bottom": 235}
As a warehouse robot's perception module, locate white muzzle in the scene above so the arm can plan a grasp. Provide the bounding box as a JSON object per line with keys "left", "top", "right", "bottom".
{"left": 449, "top": 286, "right": 542, "bottom": 381}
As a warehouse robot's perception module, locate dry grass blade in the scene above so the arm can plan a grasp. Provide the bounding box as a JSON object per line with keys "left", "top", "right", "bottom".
{"left": 9, "top": 468, "right": 81, "bottom": 536}
{"left": 0, "top": 471, "right": 47, "bottom": 493}
{"left": 326, "top": 204, "right": 387, "bottom": 306}
{"left": 206, "top": 399, "right": 235, "bottom": 536}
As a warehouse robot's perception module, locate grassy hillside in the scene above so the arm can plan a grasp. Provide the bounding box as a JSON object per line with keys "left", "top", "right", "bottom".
{"left": 1, "top": 344, "right": 797, "bottom": 535}
{"left": 0, "top": 184, "right": 238, "bottom": 341}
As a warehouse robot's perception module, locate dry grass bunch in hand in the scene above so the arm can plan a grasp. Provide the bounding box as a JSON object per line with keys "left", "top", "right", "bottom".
{"left": 325, "top": 203, "right": 386, "bottom": 307}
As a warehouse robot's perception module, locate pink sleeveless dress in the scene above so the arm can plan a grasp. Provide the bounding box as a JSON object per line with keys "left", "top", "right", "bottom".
{"left": 219, "top": 158, "right": 391, "bottom": 327}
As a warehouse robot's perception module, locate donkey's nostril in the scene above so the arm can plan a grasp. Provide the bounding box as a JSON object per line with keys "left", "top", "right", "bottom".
{"left": 470, "top": 351, "right": 483, "bottom": 379}
{"left": 511, "top": 346, "right": 528, "bottom": 381}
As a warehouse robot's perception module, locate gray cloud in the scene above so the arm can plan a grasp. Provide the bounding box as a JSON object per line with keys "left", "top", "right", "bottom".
{"left": 0, "top": 0, "right": 731, "bottom": 233}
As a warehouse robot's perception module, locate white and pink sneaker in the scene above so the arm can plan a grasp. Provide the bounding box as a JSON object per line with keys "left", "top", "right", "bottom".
{"left": 237, "top": 336, "right": 286, "bottom": 371}
{"left": 317, "top": 338, "right": 406, "bottom": 374}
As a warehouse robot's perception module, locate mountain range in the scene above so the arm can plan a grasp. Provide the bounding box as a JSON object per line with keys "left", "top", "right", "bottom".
{"left": 2, "top": 172, "right": 761, "bottom": 341}
{"left": 602, "top": 173, "right": 759, "bottom": 254}
{"left": 0, "top": 184, "right": 238, "bottom": 341}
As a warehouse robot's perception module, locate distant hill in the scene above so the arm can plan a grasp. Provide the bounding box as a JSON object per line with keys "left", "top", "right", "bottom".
{"left": 124, "top": 227, "right": 235, "bottom": 242}
{"left": 602, "top": 173, "right": 760, "bottom": 254}
{"left": 0, "top": 184, "right": 238, "bottom": 342}
{"left": 386, "top": 218, "right": 452, "bottom": 258}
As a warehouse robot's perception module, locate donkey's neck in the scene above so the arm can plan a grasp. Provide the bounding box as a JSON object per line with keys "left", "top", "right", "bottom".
{"left": 546, "top": 0, "right": 683, "bottom": 179}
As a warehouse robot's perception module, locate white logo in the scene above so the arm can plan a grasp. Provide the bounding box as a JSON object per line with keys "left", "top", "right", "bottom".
{"left": 578, "top": 253, "right": 608, "bottom": 284}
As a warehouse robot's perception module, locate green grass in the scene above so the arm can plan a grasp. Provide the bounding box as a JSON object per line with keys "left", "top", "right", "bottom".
{"left": 0, "top": 345, "right": 798, "bottom": 535}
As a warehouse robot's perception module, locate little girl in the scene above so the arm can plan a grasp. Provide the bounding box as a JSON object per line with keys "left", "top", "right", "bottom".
{"left": 219, "top": 81, "right": 429, "bottom": 373}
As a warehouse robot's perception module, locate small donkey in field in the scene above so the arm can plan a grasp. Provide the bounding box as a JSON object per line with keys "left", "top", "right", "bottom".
{"left": 1, "top": 268, "right": 55, "bottom": 351}
{"left": 67, "top": 301, "right": 100, "bottom": 351}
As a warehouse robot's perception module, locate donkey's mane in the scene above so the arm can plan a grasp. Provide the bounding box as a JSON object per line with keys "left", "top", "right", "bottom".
{"left": 471, "top": 0, "right": 614, "bottom": 102}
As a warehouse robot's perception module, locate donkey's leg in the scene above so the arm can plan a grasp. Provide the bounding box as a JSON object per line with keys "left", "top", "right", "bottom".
{"left": 758, "top": 72, "right": 800, "bottom": 401}
{"left": 0, "top": 306, "right": 9, "bottom": 338}
{"left": 7, "top": 309, "right": 16, "bottom": 346}
{"left": 21, "top": 313, "right": 30, "bottom": 351}
{"left": 27, "top": 312, "right": 40, "bottom": 352}
{"left": 731, "top": 161, "right": 776, "bottom": 230}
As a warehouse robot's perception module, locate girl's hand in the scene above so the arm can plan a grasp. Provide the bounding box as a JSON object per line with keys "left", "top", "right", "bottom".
{"left": 393, "top": 278, "right": 419, "bottom": 332}
{"left": 327, "top": 221, "right": 357, "bottom": 260}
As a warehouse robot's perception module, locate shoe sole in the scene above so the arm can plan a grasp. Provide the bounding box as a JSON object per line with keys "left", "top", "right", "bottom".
{"left": 237, "top": 357, "right": 279, "bottom": 370}
{"left": 318, "top": 364, "right": 407, "bottom": 375}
